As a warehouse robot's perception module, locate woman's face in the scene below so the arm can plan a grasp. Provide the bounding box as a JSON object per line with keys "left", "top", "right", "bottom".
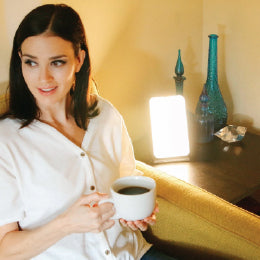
{"left": 20, "top": 34, "right": 85, "bottom": 110}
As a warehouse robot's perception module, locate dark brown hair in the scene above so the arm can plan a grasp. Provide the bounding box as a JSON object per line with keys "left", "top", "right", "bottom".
{"left": 3, "top": 4, "right": 98, "bottom": 129}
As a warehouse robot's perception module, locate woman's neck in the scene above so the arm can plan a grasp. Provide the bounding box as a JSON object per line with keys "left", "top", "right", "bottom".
{"left": 38, "top": 95, "right": 72, "bottom": 127}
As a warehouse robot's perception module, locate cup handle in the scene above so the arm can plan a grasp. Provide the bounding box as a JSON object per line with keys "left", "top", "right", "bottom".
{"left": 98, "top": 198, "right": 119, "bottom": 220}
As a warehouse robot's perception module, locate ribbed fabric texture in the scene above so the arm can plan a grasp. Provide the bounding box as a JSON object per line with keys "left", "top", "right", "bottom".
{"left": 137, "top": 161, "right": 260, "bottom": 259}
{"left": 0, "top": 94, "right": 8, "bottom": 114}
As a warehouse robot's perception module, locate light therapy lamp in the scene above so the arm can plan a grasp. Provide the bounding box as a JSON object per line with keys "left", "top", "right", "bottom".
{"left": 149, "top": 95, "right": 190, "bottom": 162}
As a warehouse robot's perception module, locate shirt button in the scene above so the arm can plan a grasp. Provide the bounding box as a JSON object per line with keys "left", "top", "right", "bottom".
{"left": 80, "top": 152, "right": 86, "bottom": 157}
{"left": 90, "top": 185, "right": 95, "bottom": 191}
{"left": 105, "top": 249, "right": 110, "bottom": 255}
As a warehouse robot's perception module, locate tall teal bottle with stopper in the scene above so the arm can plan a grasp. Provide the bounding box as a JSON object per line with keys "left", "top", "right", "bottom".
{"left": 195, "top": 85, "right": 214, "bottom": 143}
{"left": 197, "top": 34, "right": 227, "bottom": 132}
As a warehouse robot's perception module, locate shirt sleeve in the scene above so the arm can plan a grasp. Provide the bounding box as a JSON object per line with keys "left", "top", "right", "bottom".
{"left": 0, "top": 145, "right": 24, "bottom": 226}
{"left": 119, "top": 119, "right": 142, "bottom": 177}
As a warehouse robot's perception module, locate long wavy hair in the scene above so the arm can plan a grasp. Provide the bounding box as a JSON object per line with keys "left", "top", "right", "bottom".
{"left": 3, "top": 4, "right": 98, "bottom": 129}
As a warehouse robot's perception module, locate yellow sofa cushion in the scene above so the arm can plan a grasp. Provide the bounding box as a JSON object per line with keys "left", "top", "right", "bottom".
{"left": 0, "top": 93, "right": 8, "bottom": 114}
{"left": 137, "top": 161, "right": 260, "bottom": 259}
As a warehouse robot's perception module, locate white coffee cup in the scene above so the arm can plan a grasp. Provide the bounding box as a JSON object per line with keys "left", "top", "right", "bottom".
{"left": 100, "top": 176, "right": 156, "bottom": 221}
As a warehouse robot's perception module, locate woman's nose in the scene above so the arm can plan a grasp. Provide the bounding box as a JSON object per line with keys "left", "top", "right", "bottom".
{"left": 39, "top": 66, "right": 53, "bottom": 82}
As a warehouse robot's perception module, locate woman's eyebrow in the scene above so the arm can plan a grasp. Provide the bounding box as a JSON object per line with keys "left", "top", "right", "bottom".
{"left": 21, "top": 54, "right": 37, "bottom": 59}
{"left": 20, "top": 54, "right": 68, "bottom": 60}
{"left": 50, "top": 55, "right": 68, "bottom": 60}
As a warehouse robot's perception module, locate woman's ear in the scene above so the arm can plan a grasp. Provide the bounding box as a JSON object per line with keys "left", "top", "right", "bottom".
{"left": 75, "top": 49, "right": 86, "bottom": 73}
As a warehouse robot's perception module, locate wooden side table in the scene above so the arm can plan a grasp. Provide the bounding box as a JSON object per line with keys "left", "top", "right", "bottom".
{"left": 153, "top": 132, "right": 260, "bottom": 204}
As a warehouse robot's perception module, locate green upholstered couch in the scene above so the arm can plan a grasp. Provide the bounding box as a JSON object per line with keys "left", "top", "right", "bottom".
{"left": 1, "top": 92, "right": 260, "bottom": 259}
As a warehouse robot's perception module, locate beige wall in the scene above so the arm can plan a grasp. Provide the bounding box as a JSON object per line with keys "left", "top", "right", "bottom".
{"left": 202, "top": 0, "right": 260, "bottom": 135}
{"left": 0, "top": 0, "right": 259, "bottom": 163}
{"left": 88, "top": 0, "right": 204, "bottom": 162}
{"left": 0, "top": 0, "right": 41, "bottom": 94}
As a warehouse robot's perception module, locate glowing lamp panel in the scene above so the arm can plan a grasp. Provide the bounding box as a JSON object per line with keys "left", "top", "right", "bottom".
{"left": 149, "top": 95, "right": 190, "bottom": 159}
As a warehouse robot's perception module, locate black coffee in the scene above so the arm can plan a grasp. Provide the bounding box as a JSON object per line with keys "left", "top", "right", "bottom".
{"left": 117, "top": 186, "right": 150, "bottom": 195}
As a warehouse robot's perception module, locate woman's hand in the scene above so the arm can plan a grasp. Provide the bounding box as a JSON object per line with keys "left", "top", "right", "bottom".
{"left": 0, "top": 193, "right": 115, "bottom": 260}
{"left": 60, "top": 192, "right": 115, "bottom": 234}
{"left": 119, "top": 203, "right": 159, "bottom": 231}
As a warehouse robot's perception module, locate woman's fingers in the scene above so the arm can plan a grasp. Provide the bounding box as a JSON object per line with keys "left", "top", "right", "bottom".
{"left": 143, "top": 202, "right": 158, "bottom": 225}
{"left": 119, "top": 202, "right": 159, "bottom": 231}
{"left": 119, "top": 219, "right": 148, "bottom": 231}
{"left": 126, "top": 221, "right": 139, "bottom": 231}
{"left": 98, "top": 202, "right": 116, "bottom": 221}
{"left": 133, "top": 220, "right": 148, "bottom": 231}
{"left": 119, "top": 219, "right": 127, "bottom": 227}
{"left": 90, "top": 206, "right": 115, "bottom": 233}
{"left": 77, "top": 192, "right": 109, "bottom": 206}
{"left": 62, "top": 193, "right": 115, "bottom": 234}
{"left": 144, "top": 213, "right": 156, "bottom": 225}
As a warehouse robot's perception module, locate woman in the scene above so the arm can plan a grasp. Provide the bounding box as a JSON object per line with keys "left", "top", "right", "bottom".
{"left": 0, "top": 4, "right": 175, "bottom": 260}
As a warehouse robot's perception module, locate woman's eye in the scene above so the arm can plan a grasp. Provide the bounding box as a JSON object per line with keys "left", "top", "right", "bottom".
{"left": 24, "top": 59, "right": 37, "bottom": 67}
{"left": 51, "top": 60, "right": 66, "bottom": 66}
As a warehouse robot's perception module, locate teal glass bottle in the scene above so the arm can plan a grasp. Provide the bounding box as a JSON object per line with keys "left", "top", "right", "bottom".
{"left": 173, "top": 49, "right": 186, "bottom": 95}
{"left": 200, "top": 34, "right": 227, "bottom": 132}
{"left": 195, "top": 85, "right": 214, "bottom": 143}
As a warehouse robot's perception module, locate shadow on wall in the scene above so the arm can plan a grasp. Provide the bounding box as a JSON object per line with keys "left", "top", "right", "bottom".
{"left": 217, "top": 25, "right": 259, "bottom": 135}
{"left": 232, "top": 113, "right": 260, "bottom": 135}
{"left": 96, "top": 36, "right": 205, "bottom": 164}
{"left": 183, "top": 36, "right": 204, "bottom": 113}
{"left": 95, "top": 43, "right": 162, "bottom": 163}
{"left": 217, "top": 24, "right": 234, "bottom": 124}
{"left": 94, "top": 30, "right": 204, "bottom": 163}
{"left": 94, "top": 21, "right": 169, "bottom": 163}
{"left": 92, "top": 1, "right": 204, "bottom": 163}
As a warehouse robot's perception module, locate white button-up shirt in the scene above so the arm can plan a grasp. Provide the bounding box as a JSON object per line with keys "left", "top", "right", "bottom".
{"left": 0, "top": 96, "right": 151, "bottom": 259}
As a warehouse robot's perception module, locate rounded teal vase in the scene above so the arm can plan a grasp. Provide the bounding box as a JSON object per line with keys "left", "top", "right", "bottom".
{"left": 197, "top": 34, "right": 227, "bottom": 132}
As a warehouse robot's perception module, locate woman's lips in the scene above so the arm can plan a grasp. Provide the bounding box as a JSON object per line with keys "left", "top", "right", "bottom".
{"left": 38, "top": 86, "right": 58, "bottom": 95}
